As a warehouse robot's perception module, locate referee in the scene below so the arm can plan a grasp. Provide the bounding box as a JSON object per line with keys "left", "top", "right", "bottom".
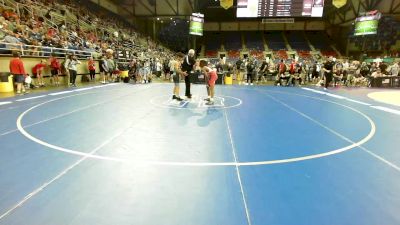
{"left": 323, "top": 56, "right": 335, "bottom": 90}
{"left": 181, "top": 49, "right": 196, "bottom": 99}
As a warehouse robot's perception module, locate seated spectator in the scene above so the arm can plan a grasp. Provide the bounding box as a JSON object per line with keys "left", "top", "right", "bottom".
{"left": 290, "top": 62, "right": 304, "bottom": 86}
{"left": 3, "top": 33, "right": 23, "bottom": 51}
{"left": 333, "top": 68, "right": 346, "bottom": 87}
{"left": 275, "top": 60, "right": 290, "bottom": 86}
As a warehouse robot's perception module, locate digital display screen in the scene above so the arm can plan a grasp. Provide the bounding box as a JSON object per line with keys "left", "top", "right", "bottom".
{"left": 237, "top": 0, "right": 324, "bottom": 18}
{"left": 354, "top": 20, "right": 379, "bottom": 36}
{"left": 354, "top": 13, "right": 380, "bottom": 36}
{"left": 189, "top": 13, "right": 204, "bottom": 36}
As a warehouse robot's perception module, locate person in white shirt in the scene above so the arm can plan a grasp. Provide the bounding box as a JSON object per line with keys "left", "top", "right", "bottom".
{"left": 389, "top": 62, "right": 399, "bottom": 76}
{"left": 65, "top": 54, "right": 81, "bottom": 87}
{"left": 155, "top": 59, "right": 162, "bottom": 78}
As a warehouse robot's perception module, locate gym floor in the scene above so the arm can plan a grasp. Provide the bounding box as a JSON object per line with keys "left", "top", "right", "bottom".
{"left": 0, "top": 83, "right": 399, "bottom": 225}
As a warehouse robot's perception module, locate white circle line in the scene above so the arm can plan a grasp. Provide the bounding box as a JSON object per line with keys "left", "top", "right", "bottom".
{"left": 149, "top": 95, "right": 243, "bottom": 110}
{"left": 16, "top": 89, "right": 376, "bottom": 167}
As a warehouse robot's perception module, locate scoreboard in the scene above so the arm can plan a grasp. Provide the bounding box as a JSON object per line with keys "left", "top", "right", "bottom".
{"left": 189, "top": 13, "right": 204, "bottom": 36}
{"left": 237, "top": 0, "right": 324, "bottom": 18}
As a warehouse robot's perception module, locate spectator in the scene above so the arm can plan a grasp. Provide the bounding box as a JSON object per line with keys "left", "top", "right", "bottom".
{"left": 275, "top": 59, "right": 290, "bottom": 86}
{"left": 246, "top": 58, "right": 256, "bottom": 85}
{"left": 9, "top": 51, "right": 28, "bottom": 95}
{"left": 65, "top": 54, "right": 81, "bottom": 87}
{"left": 389, "top": 62, "right": 399, "bottom": 76}
{"left": 32, "top": 59, "right": 47, "bottom": 87}
{"left": 99, "top": 55, "right": 108, "bottom": 84}
{"left": 88, "top": 56, "right": 96, "bottom": 81}
{"left": 49, "top": 53, "right": 61, "bottom": 86}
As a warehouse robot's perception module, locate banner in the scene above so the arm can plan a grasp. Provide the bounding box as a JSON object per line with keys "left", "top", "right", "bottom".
{"left": 333, "top": 0, "right": 347, "bottom": 8}
{"left": 220, "top": 0, "right": 233, "bottom": 10}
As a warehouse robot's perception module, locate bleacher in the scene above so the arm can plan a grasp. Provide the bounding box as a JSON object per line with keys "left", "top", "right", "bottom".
{"left": 286, "top": 31, "right": 310, "bottom": 50}
{"left": 250, "top": 50, "right": 264, "bottom": 59}
{"left": 206, "top": 50, "right": 218, "bottom": 58}
{"left": 274, "top": 50, "right": 288, "bottom": 60}
{"left": 245, "top": 32, "right": 264, "bottom": 51}
{"left": 0, "top": 0, "right": 163, "bottom": 61}
{"left": 306, "top": 31, "right": 333, "bottom": 51}
{"left": 264, "top": 32, "right": 286, "bottom": 50}
{"left": 297, "top": 50, "right": 312, "bottom": 59}
{"left": 224, "top": 32, "right": 242, "bottom": 50}
{"left": 205, "top": 32, "right": 222, "bottom": 51}
{"left": 227, "top": 50, "right": 240, "bottom": 59}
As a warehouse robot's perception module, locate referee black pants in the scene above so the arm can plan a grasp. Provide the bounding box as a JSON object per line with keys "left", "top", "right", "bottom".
{"left": 185, "top": 75, "right": 191, "bottom": 97}
{"left": 325, "top": 73, "right": 333, "bottom": 88}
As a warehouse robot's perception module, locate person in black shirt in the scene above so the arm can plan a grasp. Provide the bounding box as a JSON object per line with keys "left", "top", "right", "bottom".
{"left": 258, "top": 59, "right": 268, "bottom": 83}
{"left": 246, "top": 58, "right": 256, "bottom": 85}
{"left": 181, "top": 49, "right": 196, "bottom": 98}
{"left": 323, "top": 56, "right": 335, "bottom": 89}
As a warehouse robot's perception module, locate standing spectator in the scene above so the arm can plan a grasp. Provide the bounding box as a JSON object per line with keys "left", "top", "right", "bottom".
{"left": 66, "top": 54, "right": 81, "bottom": 87}
{"left": 162, "top": 59, "right": 170, "bottom": 80}
{"left": 155, "top": 58, "right": 162, "bottom": 78}
{"left": 128, "top": 59, "right": 137, "bottom": 83}
{"left": 138, "top": 61, "right": 149, "bottom": 83}
{"left": 136, "top": 61, "right": 143, "bottom": 83}
{"left": 88, "top": 57, "right": 96, "bottom": 81}
{"left": 142, "top": 60, "right": 151, "bottom": 83}
{"left": 49, "top": 53, "right": 61, "bottom": 86}
{"left": 9, "top": 51, "right": 28, "bottom": 95}
{"left": 235, "top": 57, "right": 243, "bottom": 82}
{"left": 32, "top": 60, "right": 47, "bottom": 87}
{"left": 258, "top": 58, "right": 268, "bottom": 84}
{"left": 389, "top": 62, "right": 399, "bottom": 76}
{"left": 99, "top": 55, "right": 108, "bottom": 84}
{"left": 106, "top": 50, "right": 116, "bottom": 82}
{"left": 246, "top": 58, "right": 256, "bottom": 85}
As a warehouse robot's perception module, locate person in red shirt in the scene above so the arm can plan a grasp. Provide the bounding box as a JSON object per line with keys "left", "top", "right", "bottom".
{"left": 32, "top": 60, "right": 47, "bottom": 87}
{"left": 289, "top": 60, "right": 296, "bottom": 75}
{"left": 200, "top": 59, "right": 218, "bottom": 105}
{"left": 9, "top": 51, "right": 28, "bottom": 95}
{"left": 275, "top": 59, "right": 290, "bottom": 86}
{"left": 88, "top": 57, "right": 96, "bottom": 81}
{"left": 47, "top": 27, "right": 57, "bottom": 38}
{"left": 49, "top": 53, "right": 61, "bottom": 86}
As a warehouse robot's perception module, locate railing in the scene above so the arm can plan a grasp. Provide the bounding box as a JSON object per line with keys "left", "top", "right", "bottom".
{"left": 0, "top": 42, "right": 144, "bottom": 62}
{"left": 0, "top": 42, "right": 96, "bottom": 59}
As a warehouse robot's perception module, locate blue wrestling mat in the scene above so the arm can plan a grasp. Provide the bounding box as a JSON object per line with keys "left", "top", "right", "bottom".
{"left": 0, "top": 83, "right": 399, "bottom": 225}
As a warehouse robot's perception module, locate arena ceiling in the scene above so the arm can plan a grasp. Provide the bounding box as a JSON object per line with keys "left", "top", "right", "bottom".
{"left": 109, "top": 0, "right": 195, "bottom": 18}
{"left": 102, "top": 0, "right": 400, "bottom": 25}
